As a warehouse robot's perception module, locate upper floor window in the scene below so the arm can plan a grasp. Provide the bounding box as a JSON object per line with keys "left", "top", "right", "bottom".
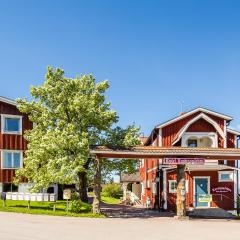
{"left": 1, "top": 151, "right": 23, "bottom": 169}
{"left": 218, "top": 171, "right": 233, "bottom": 182}
{"left": 1, "top": 114, "right": 22, "bottom": 134}
{"left": 187, "top": 139, "right": 197, "bottom": 147}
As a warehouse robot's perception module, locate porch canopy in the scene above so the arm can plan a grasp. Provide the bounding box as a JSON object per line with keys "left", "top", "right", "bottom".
{"left": 90, "top": 146, "right": 240, "bottom": 160}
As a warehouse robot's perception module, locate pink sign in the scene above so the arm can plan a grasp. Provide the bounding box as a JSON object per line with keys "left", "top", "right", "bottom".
{"left": 211, "top": 186, "right": 232, "bottom": 193}
{"left": 163, "top": 158, "right": 205, "bottom": 165}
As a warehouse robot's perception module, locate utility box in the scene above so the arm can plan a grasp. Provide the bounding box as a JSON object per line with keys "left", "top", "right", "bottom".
{"left": 43, "top": 194, "right": 49, "bottom": 202}
{"left": 24, "top": 193, "right": 31, "bottom": 201}
{"left": 36, "top": 193, "right": 44, "bottom": 202}
{"left": 12, "top": 193, "right": 18, "bottom": 200}
{"left": 50, "top": 194, "right": 57, "bottom": 202}
{"left": 6, "top": 192, "right": 12, "bottom": 200}
{"left": 17, "top": 193, "right": 24, "bottom": 201}
{"left": 30, "top": 193, "right": 37, "bottom": 201}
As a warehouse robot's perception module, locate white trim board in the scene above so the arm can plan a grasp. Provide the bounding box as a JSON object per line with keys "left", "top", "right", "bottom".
{"left": 0, "top": 96, "right": 17, "bottom": 106}
{"left": 1, "top": 114, "right": 23, "bottom": 135}
{"left": 227, "top": 128, "right": 240, "bottom": 136}
{"left": 156, "top": 107, "right": 232, "bottom": 129}
{"left": 1, "top": 150, "right": 23, "bottom": 169}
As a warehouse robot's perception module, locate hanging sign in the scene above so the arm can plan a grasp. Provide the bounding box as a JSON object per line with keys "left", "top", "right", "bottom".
{"left": 163, "top": 158, "right": 205, "bottom": 165}
{"left": 211, "top": 186, "right": 232, "bottom": 193}
{"left": 198, "top": 194, "right": 212, "bottom": 203}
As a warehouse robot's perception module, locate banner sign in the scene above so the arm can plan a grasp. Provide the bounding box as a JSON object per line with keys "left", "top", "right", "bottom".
{"left": 198, "top": 194, "right": 212, "bottom": 203}
{"left": 211, "top": 186, "right": 232, "bottom": 193}
{"left": 163, "top": 158, "right": 205, "bottom": 165}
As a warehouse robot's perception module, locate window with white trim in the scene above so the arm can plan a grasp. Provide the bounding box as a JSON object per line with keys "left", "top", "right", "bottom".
{"left": 1, "top": 115, "right": 22, "bottom": 134}
{"left": 218, "top": 171, "right": 233, "bottom": 182}
{"left": 2, "top": 151, "right": 22, "bottom": 169}
{"left": 169, "top": 180, "right": 189, "bottom": 193}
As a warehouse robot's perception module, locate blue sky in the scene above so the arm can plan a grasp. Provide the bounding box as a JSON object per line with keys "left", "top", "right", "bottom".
{"left": 1, "top": 0, "right": 240, "bottom": 135}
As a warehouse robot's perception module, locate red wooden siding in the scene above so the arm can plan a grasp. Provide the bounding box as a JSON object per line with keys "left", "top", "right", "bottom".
{"left": 226, "top": 132, "right": 236, "bottom": 167}
{"left": 167, "top": 171, "right": 234, "bottom": 211}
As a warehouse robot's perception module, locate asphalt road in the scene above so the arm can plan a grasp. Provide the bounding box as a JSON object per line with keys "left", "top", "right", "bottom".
{"left": 0, "top": 212, "right": 240, "bottom": 240}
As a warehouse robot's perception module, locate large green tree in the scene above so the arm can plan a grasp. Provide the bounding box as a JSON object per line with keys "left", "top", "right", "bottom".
{"left": 15, "top": 67, "right": 140, "bottom": 204}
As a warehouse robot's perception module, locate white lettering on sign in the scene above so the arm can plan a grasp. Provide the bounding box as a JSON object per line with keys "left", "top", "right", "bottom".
{"left": 163, "top": 158, "right": 205, "bottom": 165}
{"left": 211, "top": 186, "right": 232, "bottom": 193}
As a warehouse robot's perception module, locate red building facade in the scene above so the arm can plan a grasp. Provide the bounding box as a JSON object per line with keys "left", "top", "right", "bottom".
{"left": 0, "top": 96, "right": 32, "bottom": 192}
{"left": 140, "top": 107, "right": 240, "bottom": 211}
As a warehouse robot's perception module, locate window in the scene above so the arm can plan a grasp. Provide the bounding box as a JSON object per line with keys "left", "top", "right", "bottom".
{"left": 169, "top": 180, "right": 189, "bottom": 193}
{"left": 1, "top": 115, "right": 22, "bottom": 134}
{"left": 169, "top": 180, "right": 177, "bottom": 193}
{"left": 2, "top": 151, "right": 22, "bottom": 169}
{"left": 218, "top": 171, "right": 233, "bottom": 182}
{"left": 187, "top": 139, "right": 197, "bottom": 147}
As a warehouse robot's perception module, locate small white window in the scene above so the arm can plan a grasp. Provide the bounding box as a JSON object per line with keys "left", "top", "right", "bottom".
{"left": 1, "top": 151, "right": 23, "bottom": 169}
{"left": 169, "top": 180, "right": 189, "bottom": 193}
{"left": 218, "top": 171, "right": 233, "bottom": 182}
{"left": 1, "top": 114, "right": 22, "bottom": 134}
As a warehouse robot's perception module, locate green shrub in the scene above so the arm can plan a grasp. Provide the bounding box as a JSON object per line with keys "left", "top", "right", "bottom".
{"left": 68, "top": 200, "right": 92, "bottom": 213}
{"left": 102, "top": 183, "right": 122, "bottom": 198}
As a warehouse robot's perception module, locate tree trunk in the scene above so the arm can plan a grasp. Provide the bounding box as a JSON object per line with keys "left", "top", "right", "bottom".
{"left": 93, "top": 156, "right": 102, "bottom": 214}
{"left": 77, "top": 158, "right": 91, "bottom": 203}
{"left": 78, "top": 171, "right": 88, "bottom": 203}
{"left": 176, "top": 165, "right": 186, "bottom": 217}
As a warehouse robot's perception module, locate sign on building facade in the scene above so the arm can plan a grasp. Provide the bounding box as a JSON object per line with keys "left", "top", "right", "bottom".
{"left": 163, "top": 158, "right": 205, "bottom": 165}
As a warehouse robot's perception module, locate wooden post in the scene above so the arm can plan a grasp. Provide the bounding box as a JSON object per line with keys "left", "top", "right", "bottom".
{"left": 176, "top": 164, "right": 187, "bottom": 218}
{"left": 92, "top": 156, "right": 102, "bottom": 214}
{"left": 27, "top": 201, "right": 30, "bottom": 210}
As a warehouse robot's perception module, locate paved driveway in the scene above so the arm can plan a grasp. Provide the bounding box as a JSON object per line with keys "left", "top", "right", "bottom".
{"left": 0, "top": 212, "right": 240, "bottom": 240}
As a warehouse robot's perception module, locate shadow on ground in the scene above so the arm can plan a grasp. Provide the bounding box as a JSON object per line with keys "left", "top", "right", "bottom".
{"left": 100, "top": 203, "right": 174, "bottom": 218}
{"left": 88, "top": 197, "right": 174, "bottom": 218}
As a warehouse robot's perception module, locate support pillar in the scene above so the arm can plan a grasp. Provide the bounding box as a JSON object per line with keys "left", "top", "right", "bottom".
{"left": 176, "top": 165, "right": 186, "bottom": 218}
{"left": 92, "top": 156, "right": 102, "bottom": 214}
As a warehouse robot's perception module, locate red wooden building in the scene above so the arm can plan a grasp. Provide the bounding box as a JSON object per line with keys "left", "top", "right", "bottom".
{"left": 139, "top": 107, "right": 240, "bottom": 211}
{"left": 0, "top": 96, "right": 33, "bottom": 193}
{"left": 0, "top": 96, "right": 58, "bottom": 195}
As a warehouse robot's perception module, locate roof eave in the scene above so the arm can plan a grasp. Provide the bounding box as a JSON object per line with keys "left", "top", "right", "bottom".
{"left": 0, "top": 96, "right": 17, "bottom": 106}
{"left": 155, "top": 107, "right": 233, "bottom": 129}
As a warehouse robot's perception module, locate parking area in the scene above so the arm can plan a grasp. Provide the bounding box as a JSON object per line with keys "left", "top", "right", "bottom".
{"left": 0, "top": 212, "right": 240, "bottom": 240}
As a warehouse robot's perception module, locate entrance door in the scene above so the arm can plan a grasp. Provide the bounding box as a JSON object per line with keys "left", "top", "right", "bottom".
{"left": 195, "top": 177, "right": 209, "bottom": 207}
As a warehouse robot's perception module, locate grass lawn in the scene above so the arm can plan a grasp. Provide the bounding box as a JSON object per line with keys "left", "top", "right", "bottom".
{"left": 88, "top": 192, "right": 121, "bottom": 205}
{"left": 101, "top": 196, "right": 120, "bottom": 204}
{"left": 0, "top": 200, "right": 104, "bottom": 218}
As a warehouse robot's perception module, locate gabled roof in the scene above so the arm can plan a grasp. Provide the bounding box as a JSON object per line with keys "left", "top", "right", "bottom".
{"left": 156, "top": 107, "right": 233, "bottom": 129}
{"left": 172, "top": 113, "right": 225, "bottom": 145}
{"left": 0, "top": 96, "right": 17, "bottom": 106}
{"left": 227, "top": 128, "right": 240, "bottom": 136}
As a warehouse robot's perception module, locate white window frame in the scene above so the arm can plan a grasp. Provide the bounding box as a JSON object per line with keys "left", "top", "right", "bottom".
{"left": 168, "top": 180, "right": 189, "bottom": 193}
{"left": 1, "top": 150, "right": 23, "bottom": 169}
{"left": 218, "top": 171, "right": 233, "bottom": 182}
{"left": 1, "top": 114, "right": 23, "bottom": 135}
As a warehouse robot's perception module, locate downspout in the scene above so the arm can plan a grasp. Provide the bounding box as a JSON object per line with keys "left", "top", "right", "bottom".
{"left": 237, "top": 136, "right": 240, "bottom": 215}
{"left": 158, "top": 165, "right": 162, "bottom": 211}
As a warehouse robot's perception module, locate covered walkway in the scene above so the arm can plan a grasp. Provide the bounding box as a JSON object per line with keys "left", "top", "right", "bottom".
{"left": 90, "top": 146, "right": 240, "bottom": 217}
